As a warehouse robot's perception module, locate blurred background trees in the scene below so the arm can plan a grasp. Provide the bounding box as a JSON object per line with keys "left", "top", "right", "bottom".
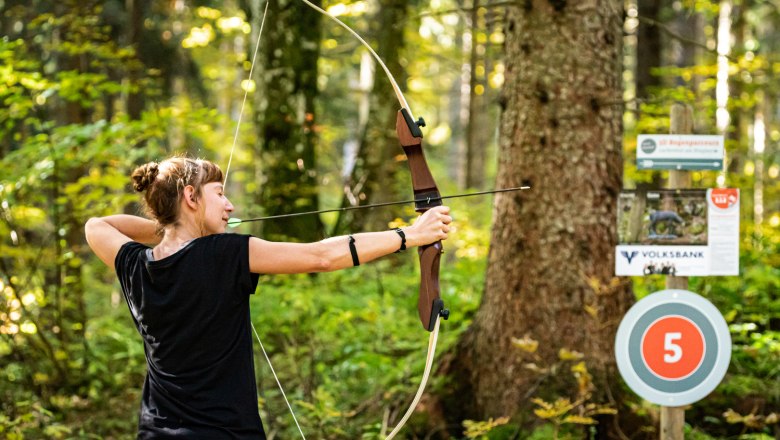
{"left": 0, "top": 0, "right": 778, "bottom": 438}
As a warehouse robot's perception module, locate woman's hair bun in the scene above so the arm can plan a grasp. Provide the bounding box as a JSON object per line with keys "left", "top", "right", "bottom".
{"left": 131, "top": 162, "right": 159, "bottom": 192}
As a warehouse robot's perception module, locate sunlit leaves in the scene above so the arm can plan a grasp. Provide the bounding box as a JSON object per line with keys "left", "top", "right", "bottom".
{"left": 511, "top": 334, "right": 539, "bottom": 353}
{"left": 463, "top": 416, "right": 510, "bottom": 439}
{"left": 532, "top": 397, "right": 575, "bottom": 419}
{"left": 56, "top": 71, "right": 122, "bottom": 106}
{"left": 558, "top": 348, "right": 584, "bottom": 361}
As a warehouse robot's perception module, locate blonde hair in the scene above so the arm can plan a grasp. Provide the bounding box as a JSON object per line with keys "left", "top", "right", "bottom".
{"left": 131, "top": 157, "right": 223, "bottom": 226}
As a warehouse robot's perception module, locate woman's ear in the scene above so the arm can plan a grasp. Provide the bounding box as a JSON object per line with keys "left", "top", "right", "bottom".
{"left": 183, "top": 185, "right": 199, "bottom": 208}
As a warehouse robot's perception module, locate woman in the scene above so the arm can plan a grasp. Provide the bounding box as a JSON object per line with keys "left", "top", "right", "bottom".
{"left": 84, "top": 156, "right": 452, "bottom": 438}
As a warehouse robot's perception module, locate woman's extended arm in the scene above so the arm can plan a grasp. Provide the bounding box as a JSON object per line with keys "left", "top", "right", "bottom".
{"left": 248, "top": 205, "right": 452, "bottom": 274}
{"left": 85, "top": 215, "right": 160, "bottom": 268}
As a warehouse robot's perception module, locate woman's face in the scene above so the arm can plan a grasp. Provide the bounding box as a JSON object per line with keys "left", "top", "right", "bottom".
{"left": 198, "top": 182, "right": 234, "bottom": 234}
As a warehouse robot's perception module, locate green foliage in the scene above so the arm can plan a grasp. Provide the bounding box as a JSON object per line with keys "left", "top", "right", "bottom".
{"left": 1, "top": 2, "right": 238, "bottom": 438}
{"left": 243, "top": 208, "right": 492, "bottom": 438}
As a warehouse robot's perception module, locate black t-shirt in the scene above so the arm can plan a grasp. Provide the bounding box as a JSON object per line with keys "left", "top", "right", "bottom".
{"left": 115, "top": 233, "right": 266, "bottom": 439}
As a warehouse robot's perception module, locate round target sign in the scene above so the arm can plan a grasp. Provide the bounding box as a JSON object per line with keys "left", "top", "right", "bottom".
{"left": 615, "top": 290, "right": 731, "bottom": 406}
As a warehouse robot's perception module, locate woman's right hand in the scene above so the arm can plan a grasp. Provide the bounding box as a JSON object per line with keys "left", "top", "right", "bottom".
{"left": 405, "top": 205, "right": 453, "bottom": 247}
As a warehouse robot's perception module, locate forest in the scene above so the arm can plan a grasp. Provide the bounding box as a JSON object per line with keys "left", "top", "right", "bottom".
{"left": 1, "top": 0, "right": 778, "bottom": 439}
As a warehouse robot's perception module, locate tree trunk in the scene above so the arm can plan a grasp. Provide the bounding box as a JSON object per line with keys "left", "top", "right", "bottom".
{"left": 447, "top": 0, "right": 467, "bottom": 186}
{"left": 634, "top": 0, "right": 666, "bottom": 188}
{"left": 636, "top": 0, "right": 663, "bottom": 100}
{"left": 464, "top": 0, "right": 489, "bottom": 189}
{"left": 252, "top": 0, "right": 324, "bottom": 242}
{"left": 334, "top": 0, "right": 410, "bottom": 234}
{"left": 438, "top": 1, "right": 633, "bottom": 437}
{"left": 125, "top": 0, "right": 146, "bottom": 119}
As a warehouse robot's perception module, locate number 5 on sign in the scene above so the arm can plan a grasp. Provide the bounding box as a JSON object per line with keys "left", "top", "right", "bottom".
{"left": 642, "top": 315, "right": 705, "bottom": 380}
{"left": 664, "top": 333, "right": 682, "bottom": 363}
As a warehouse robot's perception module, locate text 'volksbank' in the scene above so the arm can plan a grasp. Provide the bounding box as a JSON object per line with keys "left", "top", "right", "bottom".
{"left": 640, "top": 251, "right": 705, "bottom": 259}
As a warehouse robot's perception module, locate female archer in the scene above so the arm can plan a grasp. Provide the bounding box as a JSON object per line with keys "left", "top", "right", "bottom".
{"left": 84, "top": 156, "right": 452, "bottom": 438}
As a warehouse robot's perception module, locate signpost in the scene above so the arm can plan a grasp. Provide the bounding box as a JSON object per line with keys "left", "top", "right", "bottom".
{"left": 637, "top": 134, "right": 724, "bottom": 171}
{"left": 663, "top": 103, "right": 692, "bottom": 440}
{"left": 618, "top": 104, "right": 736, "bottom": 439}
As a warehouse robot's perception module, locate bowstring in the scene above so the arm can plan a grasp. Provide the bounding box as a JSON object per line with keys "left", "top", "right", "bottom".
{"left": 252, "top": 320, "right": 307, "bottom": 439}
{"left": 223, "top": 2, "right": 307, "bottom": 438}
{"left": 223, "top": 0, "right": 267, "bottom": 186}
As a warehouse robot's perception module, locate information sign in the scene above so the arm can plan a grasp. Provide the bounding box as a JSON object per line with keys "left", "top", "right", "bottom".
{"left": 615, "top": 188, "right": 739, "bottom": 276}
{"left": 637, "top": 134, "right": 724, "bottom": 170}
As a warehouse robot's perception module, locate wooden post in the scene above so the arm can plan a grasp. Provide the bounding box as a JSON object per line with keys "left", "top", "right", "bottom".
{"left": 660, "top": 102, "right": 693, "bottom": 440}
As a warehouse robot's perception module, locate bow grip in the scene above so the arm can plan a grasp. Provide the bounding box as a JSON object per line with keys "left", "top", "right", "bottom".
{"left": 417, "top": 240, "right": 448, "bottom": 331}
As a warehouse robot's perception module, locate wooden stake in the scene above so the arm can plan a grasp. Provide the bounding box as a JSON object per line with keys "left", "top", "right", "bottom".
{"left": 660, "top": 405, "right": 686, "bottom": 440}
{"left": 660, "top": 102, "right": 693, "bottom": 439}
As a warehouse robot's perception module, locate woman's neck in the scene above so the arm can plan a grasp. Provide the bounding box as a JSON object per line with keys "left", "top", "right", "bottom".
{"left": 154, "top": 223, "right": 201, "bottom": 260}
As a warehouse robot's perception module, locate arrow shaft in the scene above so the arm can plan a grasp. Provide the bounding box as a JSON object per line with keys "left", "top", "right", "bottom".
{"left": 232, "top": 186, "right": 530, "bottom": 224}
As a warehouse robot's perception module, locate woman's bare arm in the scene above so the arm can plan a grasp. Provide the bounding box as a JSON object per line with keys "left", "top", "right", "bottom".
{"left": 85, "top": 215, "right": 160, "bottom": 268}
{"left": 249, "top": 205, "right": 452, "bottom": 274}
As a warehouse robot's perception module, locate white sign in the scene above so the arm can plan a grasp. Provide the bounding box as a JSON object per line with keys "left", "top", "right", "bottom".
{"left": 615, "top": 290, "right": 731, "bottom": 406}
{"left": 615, "top": 189, "right": 739, "bottom": 276}
{"left": 637, "top": 134, "right": 724, "bottom": 170}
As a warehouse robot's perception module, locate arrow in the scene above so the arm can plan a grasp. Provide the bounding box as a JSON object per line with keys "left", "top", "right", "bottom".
{"left": 227, "top": 185, "right": 531, "bottom": 227}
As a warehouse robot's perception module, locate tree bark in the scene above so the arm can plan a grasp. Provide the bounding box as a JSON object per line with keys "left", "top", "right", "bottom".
{"left": 438, "top": 0, "right": 633, "bottom": 437}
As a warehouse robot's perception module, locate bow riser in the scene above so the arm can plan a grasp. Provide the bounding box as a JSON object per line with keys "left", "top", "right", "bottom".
{"left": 402, "top": 147, "right": 441, "bottom": 211}
{"left": 396, "top": 109, "right": 447, "bottom": 332}
{"left": 418, "top": 242, "right": 445, "bottom": 331}
{"left": 396, "top": 111, "right": 441, "bottom": 211}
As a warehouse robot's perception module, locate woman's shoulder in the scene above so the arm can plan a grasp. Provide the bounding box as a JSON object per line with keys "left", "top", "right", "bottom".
{"left": 118, "top": 241, "right": 150, "bottom": 256}
{"left": 202, "top": 232, "right": 253, "bottom": 242}
{"left": 197, "top": 233, "right": 254, "bottom": 252}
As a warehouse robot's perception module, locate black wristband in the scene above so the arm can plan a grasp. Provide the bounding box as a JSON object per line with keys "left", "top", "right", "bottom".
{"left": 348, "top": 235, "right": 360, "bottom": 266}
{"left": 394, "top": 228, "right": 406, "bottom": 253}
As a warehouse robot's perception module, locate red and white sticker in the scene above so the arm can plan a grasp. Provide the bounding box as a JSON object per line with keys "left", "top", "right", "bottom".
{"left": 710, "top": 188, "right": 739, "bottom": 209}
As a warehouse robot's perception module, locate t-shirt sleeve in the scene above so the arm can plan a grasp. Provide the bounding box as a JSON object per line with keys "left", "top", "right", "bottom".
{"left": 113, "top": 242, "right": 147, "bottom": 315}
{"left": 209, "top": 234, "right": 260, "bottom": 296}
{"left": 114, "top": 242, "right": 144, "bottom": 288}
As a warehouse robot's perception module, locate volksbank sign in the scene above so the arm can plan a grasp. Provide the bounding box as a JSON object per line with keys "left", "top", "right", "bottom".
{"left": 636, "top": 135, "right": 724, "bottom": 171}
{"left": 641, "top": 250, "right": 705, "bottom": 259}
{"left": 616, "top": 246, "right": 711, "bottom": 276}
{"left": 615, "top": 189, "right": 739, "bottom": 277}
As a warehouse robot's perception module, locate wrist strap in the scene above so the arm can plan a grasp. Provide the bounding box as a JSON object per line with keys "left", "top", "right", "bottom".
{"left": 348, "top": 235, "right": 360, "bottom": 266}
{"left": 394, "top": 228, "right": 406, "bottom": 253}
